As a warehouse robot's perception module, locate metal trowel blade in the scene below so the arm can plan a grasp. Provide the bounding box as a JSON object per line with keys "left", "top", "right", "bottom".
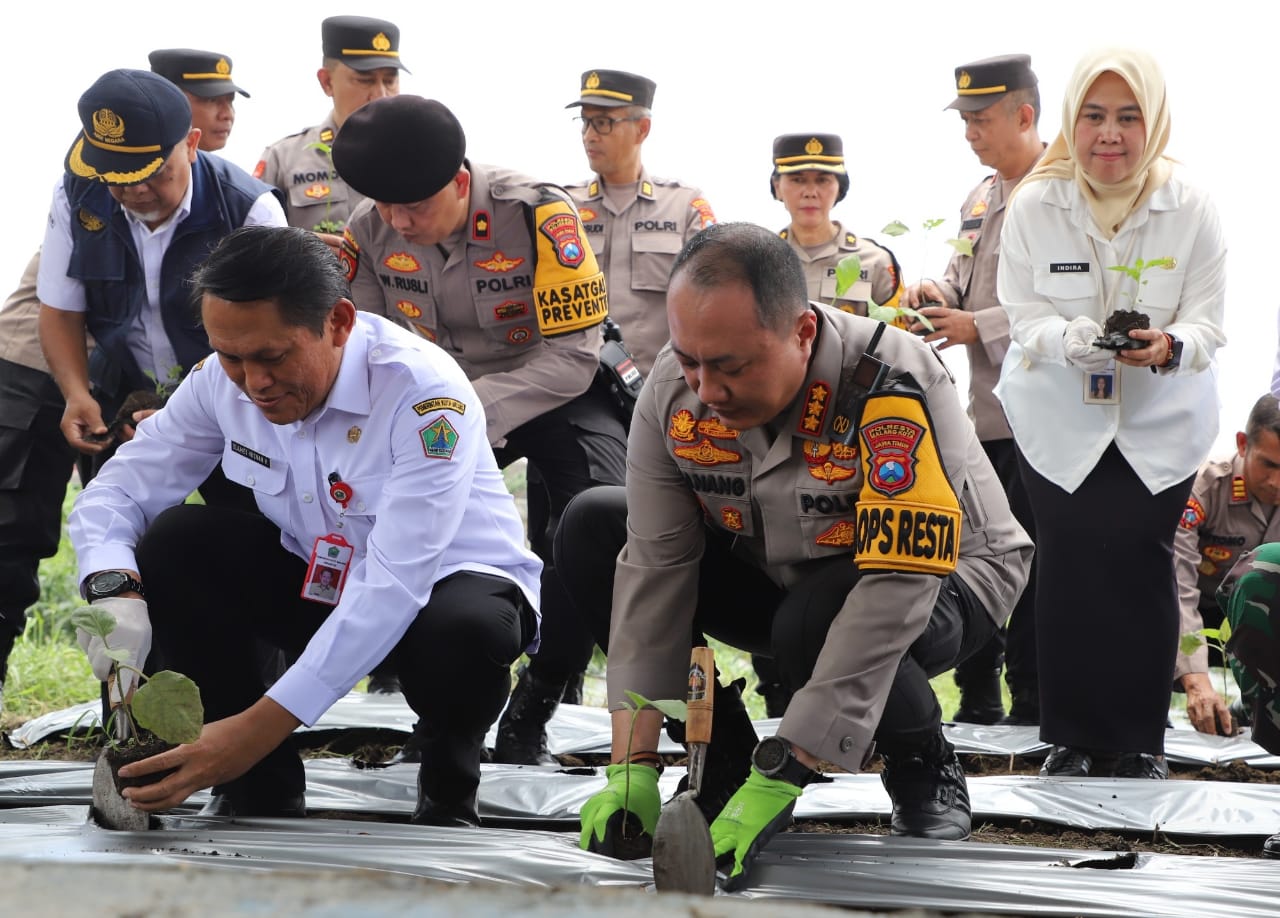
{"left": 652, "top": 790, "right": 716, "bottom": 895}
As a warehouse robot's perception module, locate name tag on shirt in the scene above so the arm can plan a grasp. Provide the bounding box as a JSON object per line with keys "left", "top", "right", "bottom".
{"left": 1049, "top": 262, "right": 1090, "bottom": 273}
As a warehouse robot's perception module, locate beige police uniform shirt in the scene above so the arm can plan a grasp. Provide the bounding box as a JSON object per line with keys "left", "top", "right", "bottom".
{"left": 255, "top": 114, "right": 366, "bottom": 231}
{"left": 780, "top": 222, "right": 903, "bottom": 317}
{"left": 564, "top": 169, "right": 715, "bottom": 375}
{"left": 933, "top": 173, "right": 1022, "bottom": 442}
{"left": 341, "top": 163, "right": 604, "bottom": 445}
{"left": 1174, "top": 453, "right": 1280, "bottom": 678}
{"left": 0, "top": 250, "right": 47, "bottom": 372}
{"left": 607, "top": 304, "right": 1032, "bottom": 773}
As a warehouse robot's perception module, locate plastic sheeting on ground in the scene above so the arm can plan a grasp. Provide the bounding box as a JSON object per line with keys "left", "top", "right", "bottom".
{"left": 2, "top": 759, "right": 1278, "bottom": 839}
{"left": 0, "top": 809, "right": 1273, "bottom": 918}
{"left": 10, "top": 695, "right": 1280, "bottom": 769}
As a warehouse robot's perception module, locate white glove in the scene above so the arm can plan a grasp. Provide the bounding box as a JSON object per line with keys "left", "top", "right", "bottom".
{"left": 76, "top": 596, "right": 152, "bottom": 700}
{"left": 1062, "top": 316, "right": 1113, "bottom": 371}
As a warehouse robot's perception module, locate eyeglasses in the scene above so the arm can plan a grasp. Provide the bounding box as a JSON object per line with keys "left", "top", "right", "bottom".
{"left": 575, "top": 114, "right": 641, "bottom": 135}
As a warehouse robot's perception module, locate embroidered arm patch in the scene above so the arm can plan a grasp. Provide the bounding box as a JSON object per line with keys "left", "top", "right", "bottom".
{"left": 532, "top": 198, "right": 608, "bottom": 337}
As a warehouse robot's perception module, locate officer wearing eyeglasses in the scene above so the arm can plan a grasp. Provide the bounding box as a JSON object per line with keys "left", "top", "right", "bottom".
{"left": 563, "top": 70, "right": 716, "bottom": 376}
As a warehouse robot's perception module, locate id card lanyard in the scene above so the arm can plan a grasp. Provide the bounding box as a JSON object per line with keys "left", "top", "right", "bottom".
{"left": 300, "top": 471, "right": 356, "bottom": 606}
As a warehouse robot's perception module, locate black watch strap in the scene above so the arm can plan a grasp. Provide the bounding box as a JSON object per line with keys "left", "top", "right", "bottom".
{"left": 83, "top": 570, "right": 146, "bottom": 601}
{"left": 752, "top": 736, "right": 818, "bottom": 787}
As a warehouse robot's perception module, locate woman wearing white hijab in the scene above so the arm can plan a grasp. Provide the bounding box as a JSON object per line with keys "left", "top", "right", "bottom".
{"left": 996, "top": 47, "right": 1226, "bottom": 778}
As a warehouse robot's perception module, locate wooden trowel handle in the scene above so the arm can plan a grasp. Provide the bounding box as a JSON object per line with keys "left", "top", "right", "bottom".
{"left": 686, "top": 646, "right": 715, "bottom": 746}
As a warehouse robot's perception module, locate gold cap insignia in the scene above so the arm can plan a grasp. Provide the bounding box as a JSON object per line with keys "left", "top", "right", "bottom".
{"left": 92, "top": 109, "right": 126, "bottom": 144}
{"left": 347, "top": 426, "right": 362, "bottom": 443}
{"left": 372, "top": 32, "right": 392, "bottom": 51}
{"left": 216, "top": 58, "right": 231, "bottom": 75}
{"left": 805, "top": 137, "right": 824, "bottom": 155}
{"left": 585, "top": 72, "right": 601, "bottom": 90}
{"left": 958, "top": 71, "right": 972, "bottom": 90}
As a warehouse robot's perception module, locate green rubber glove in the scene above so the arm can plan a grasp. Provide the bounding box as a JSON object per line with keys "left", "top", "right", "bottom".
{"left": 579, "top": 763, "right": 661, "bottom": 857}
{"left": 710, "top": 767, "right": 803, "bottom": 890}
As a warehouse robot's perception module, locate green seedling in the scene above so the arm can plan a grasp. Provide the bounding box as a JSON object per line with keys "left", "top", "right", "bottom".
{"left": 619, "top": 689, "right": 686, "bottom": 838}
{"left": 1180, "top": 618, "right": 1236, "bottom": 711}
{"left": 141, "top": 364, "right": 184, "bottom": 398}
{"left": 70, "top": 605, "right": 203, "bottom": 746}
{"left": 305, "top": 141, "right": 345, "bottom": 234}
{"left": 1107, "top": 257, "right": 1176, "bottom": 307}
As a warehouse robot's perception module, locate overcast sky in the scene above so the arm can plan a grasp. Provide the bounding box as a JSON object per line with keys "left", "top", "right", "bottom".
{"left": 7, "top": 0, "right": 1268, "bottom": 452}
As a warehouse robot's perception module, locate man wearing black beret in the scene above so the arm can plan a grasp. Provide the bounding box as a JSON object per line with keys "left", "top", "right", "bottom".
{"left": 333, "top": 96, "right": 627, "bottom": 767}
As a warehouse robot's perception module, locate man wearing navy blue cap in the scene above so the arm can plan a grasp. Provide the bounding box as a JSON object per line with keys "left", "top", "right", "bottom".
{"left": 255, "top": 15, "right": 409, "bottom": 237}
{"left": 37, "top": 68, "right": 285, "bottom": 466}
{"left": 149, "top": 49, "right": 249, "bottom": 153}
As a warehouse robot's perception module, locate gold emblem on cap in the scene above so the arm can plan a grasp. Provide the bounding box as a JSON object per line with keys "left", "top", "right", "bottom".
{"left": 347, "top": 426, "right": 362, "bottom": 443}
{"left": 216, "top": 58, "right": 230, "bottom": 75}
{"left": 805, "top": 137, "right": 824, "bottom": 155}
{"left": 585, "top": 71, "right": 601, "bottom": 90}
{"left": 958, "top": 71, "right": 972, "bottom": 89}
{"left": 372, "top": 32, "right": 391, "bottom": 51}
{"left": 92, "top": 109, "right": 126, "bottom": 145}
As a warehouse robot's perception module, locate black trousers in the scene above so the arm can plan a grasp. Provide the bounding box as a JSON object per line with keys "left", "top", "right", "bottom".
{"left": 0, "top": 359, "right": 76, "bottom": 645}
{"left": 954, "top": 438, "right": 1039, "bottom": 694}
{"left": 556, "top": 486, "right": 997, "bottom": 751}
{"left": 136, "top": 504, "right": 537, "bottom": 799}
{"left": 494, "top": 379, "right": 626, "bottom": 682}
{"left": 1019, "top": 443, "right": 1192, "bottom": 755}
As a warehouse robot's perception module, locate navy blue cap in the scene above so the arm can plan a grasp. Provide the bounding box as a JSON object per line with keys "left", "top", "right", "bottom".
{"left": 149, "top": 49, "right": 249, "bottom": 98}
{"left": 65, "top": 69, "right": 191, "bottom": 186}
{"left": 566, "top": 70, "right": 656, "bottom": 109}
{"left": 322, "top": 16, "right": 409, "bottom": 73}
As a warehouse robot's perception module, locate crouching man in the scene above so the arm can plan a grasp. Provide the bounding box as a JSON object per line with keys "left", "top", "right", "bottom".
{"left": 70, "top": 226, "right": 541, "bottom": 825}
{"left": 561, "top": 223, "right": 1031, "bottom": 887}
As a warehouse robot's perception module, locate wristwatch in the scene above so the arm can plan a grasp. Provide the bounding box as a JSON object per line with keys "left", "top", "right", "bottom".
{"left": 82, "top": 570, "right": 145, "bottom": 602}
{"left": 750, "top": 736, "right": 818, "bottom": 787}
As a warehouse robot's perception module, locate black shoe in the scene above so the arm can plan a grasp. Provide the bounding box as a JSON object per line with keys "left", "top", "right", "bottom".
{"left": 1111, "top": 752, "right": 1169, "bottom": 779}
{"left": 367, "top": 673, "right": 402, "bottom": 695}
{"left": 199, "top": 789, "right": 306, "bottom": 818}
{"left": 413, "top": 726, "right": 483, "bottom": 827}
{"left": 879, "top": 732, "right": 971, "bottom": 840}
{"left": 952, "top": 668, "right": 1005, "bottom": 725}
{"left": 1039, "top": 745, "right": 1092, "bottom": 777}
{"left": 1263, "top": 834, "right": 1280, "bottom": 858}
{"left": 999, "top": 687, "right": 1039, "bottom": 726}
{"left": 388, "top": 723, "right": 427, "bottom": 765}
{"left": 668, "top": 677, "right": 758, "bottom": 826}
{"left": 493, "top": 668, "right": 562, "bottom": 765}
{"left": 411, "top": 794, "right": 479, "bottom": 827}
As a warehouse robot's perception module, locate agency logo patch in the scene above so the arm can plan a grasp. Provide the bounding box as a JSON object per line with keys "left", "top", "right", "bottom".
{"left": 720, "top": 507, "right": 744, "bottom": 531}
{"left": 384, "top": 252, "right": 421, "bottom": 273}
{"left": 304, "top": 183, "right": 331, "bottom": 200}
{"left": 1181, "top": 497, "right": 1206, "bottom": 530}
{"left": 420, "top": 416, "right": 459, "bottom": 460}
{"left": 539, "top": 213, "right": 586, "bottom": 268}
{"left": 860, "top": 417, "right": 922, "bottom": 497}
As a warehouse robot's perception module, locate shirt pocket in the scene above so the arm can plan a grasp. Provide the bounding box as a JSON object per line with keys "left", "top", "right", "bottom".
{"left": 630, "top": 232, "right": 683, "bottom": 292}
{"left": 1031, "top": 268, "right": 1095, "bottom": 317}
{"left": 1134, "top": 268, "right": 1185, "bottom": 325}
{"left": 287, "top": 181, "right": 350, "bottom": 219}
{"left": 221, "top": 443, "right": 288, "bottom": 496}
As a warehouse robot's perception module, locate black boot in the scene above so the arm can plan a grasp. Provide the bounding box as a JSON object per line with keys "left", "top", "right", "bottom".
{"left": 999, "top": 686, "right": 1040, "bottom": 726}
{"left": 668, "top": 677, "right": 758, "bottom": 826}
{"left": 1263, "top": 833, "right": 1280, "bottom": 858}
{"left": 493, "top": 668, "right": 562, "bottom": 765}
{"left": 413, "top": 726, "right": 483, "bottom": 827}
{"left": 953, "top": 668, "right": 1005, "bottom": 725}
{"left": 879, "top": 731, "right": 971, "bottom": 840}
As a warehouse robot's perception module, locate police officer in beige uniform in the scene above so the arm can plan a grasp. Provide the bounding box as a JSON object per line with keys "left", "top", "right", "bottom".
{"left": 562, "top": 224, "right": 1031, "bottom": 882}
{"left": 254, "top": 16, "right": 407, "bottom": 236}
{"left": 0, "top": 51, "right": 254, "bottom": 704}
{"left": 902, "top": 54, "right": 1045, "bottom": 726}
{"left": 1174, "top": 394, "right": 1280, "bottom": 735}
{"left": 563, "top": 69, "right": 716, "bottom": 375}
{"left": 772, "top": 134, "right": 904, "bottom": 316}
{"left": 331, "top": 96, "right": 627, "bottom": 765}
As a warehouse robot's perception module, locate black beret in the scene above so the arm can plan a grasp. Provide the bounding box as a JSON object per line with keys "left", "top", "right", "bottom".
{"left": 332, "top": 96, "right": 465, "bottom": 204}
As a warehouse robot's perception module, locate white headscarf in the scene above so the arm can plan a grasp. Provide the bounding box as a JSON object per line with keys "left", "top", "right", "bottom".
{"left": 1018, "top": 47, "right": 1173, "bottom": 238}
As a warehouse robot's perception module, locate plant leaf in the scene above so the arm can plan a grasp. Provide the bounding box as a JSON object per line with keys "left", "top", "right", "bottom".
{"left": 946, "top": 237, "right": 974, "bottom": 258}
{"left": 922, "top": 218, "right": 946, "bottom": 231}
{"left": 305, "top": 141, "right": 332, "bottom": 155}
{"left": 70, "top": 606, "right": 117, "bottom": 640}
{"left": 1180, "top": 632, "right": 1206, "bottom": 655}
{"left": 881, "top": 220, "right": 909, "bottom": 237}
{"left": 834, "top": 254, "right": 863, "bottom": 297}
{"left": 623, "top": 690, "right": 648, "bottom": 711}
{"left": 867, "top": 303, "right": 900, "bottom": 324}
{"left": 898, "top": 305, "right": 936, "bottom": 333}
{"left": 132, "top": 670, "right": 204, "bottom": 745}
{"left": 1201, "top": 627, "right": 1224, "bottom": 642}
{"left": 103, "top": 648, "right": 131, "bottom": 664}
{"left": 1220, "top": 618, "right": 1232, "bottom": 642}
{"left": 647, "top": 699, "right": 688, "bottom": 721}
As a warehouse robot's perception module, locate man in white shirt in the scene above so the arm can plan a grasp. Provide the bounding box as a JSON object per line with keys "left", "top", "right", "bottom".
{"left": 71, "top": 226, "right": 542, "bottom": 824}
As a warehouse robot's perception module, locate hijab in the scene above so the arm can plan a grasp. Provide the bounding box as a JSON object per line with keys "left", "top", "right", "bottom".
{"left": 1018, "top": 47, "right": 1173, "bottom": 238}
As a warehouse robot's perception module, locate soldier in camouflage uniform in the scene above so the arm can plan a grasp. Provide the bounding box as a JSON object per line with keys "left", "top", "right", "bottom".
{"left": 1216, "top": 542, "right": 1280, "bottom": 856}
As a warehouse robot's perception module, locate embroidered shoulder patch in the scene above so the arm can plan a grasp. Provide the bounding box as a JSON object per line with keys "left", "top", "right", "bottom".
{"left": 413, "top": 398, "right": 466, "bottom": 416}
{"left": 1181, "top": 497, "right": 1206, "bottom": 530}
{"left": 420, "top": 416, "right": 460, "bottom": 460}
